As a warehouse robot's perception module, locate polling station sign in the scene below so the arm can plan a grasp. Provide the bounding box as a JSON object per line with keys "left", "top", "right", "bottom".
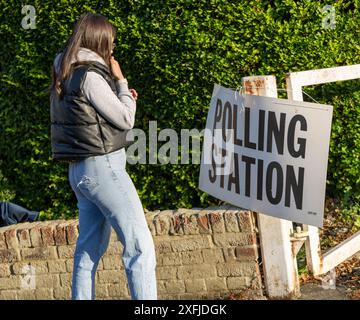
{"left": 199, "top": 84, "right": 333, "bottom": 227}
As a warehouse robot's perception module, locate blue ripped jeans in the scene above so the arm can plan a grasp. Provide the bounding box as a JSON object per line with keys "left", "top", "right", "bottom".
{"left": 68, "top": 148, "right": 157, "bottom": 300}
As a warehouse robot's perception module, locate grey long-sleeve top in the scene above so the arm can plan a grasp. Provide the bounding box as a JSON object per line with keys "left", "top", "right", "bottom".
{"left": 53, "top": 47, "right": 136, "bottom": 130}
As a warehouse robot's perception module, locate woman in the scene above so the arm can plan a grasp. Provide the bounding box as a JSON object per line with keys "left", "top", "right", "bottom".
{"left": 50, "top": 13, "right": 157, "bottom": 300}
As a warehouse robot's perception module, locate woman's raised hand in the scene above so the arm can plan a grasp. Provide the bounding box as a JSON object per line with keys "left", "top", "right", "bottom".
{"left": 110, "top": 56, "right": 124, "bottom": 80}
{"left": 110, "top": 56, "right": 137, "bottom": 101}
{"left": 129, "top": 88, "right": 138, "bottom": 101}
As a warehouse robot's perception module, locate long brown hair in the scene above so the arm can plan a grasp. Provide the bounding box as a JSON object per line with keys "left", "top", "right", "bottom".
{"left": 51, "top": 13, "right": 116, "bottom": 98}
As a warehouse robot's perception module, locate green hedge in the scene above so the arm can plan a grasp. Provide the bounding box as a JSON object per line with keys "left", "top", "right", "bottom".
{"left": 0, "top": 0, "right": 359, "bottom": 220}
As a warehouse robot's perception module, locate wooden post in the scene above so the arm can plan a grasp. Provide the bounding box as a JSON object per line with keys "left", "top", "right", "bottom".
{"left": 241, "top": 75, "right": 300, "bottom": 298}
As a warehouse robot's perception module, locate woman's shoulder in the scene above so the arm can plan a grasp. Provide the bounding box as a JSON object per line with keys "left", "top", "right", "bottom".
{"left": 80, "top": 62, "right": 115, "bottom": 87}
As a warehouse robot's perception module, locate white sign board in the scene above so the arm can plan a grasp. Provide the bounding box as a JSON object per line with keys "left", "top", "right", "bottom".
{"left": 199, "top": 84, "right": 333, "bottom": 227}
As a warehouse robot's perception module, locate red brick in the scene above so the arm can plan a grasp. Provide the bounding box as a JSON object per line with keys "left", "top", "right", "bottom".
{"left": 237, "top": 211, "right": 255, "bottom": 232}
{"left": 66, "top": 224, "right": 78, "bottom": 245}
{"left": 197, "top": 215, "right": 210, "bottom": 234}
{"left": 41, "top": 226, "right": 55, "bottom": 246}
{"left": 54, "top": 225, "right": 67, "bottom": 245}
{"left": 172, "top": 215, "right": 184, "bottom": 235}
{"left": 208, "top": 212, "right": 225, "bottom": 233}
{"left": 4, "top": 229, "right": 19, "bottom": 249}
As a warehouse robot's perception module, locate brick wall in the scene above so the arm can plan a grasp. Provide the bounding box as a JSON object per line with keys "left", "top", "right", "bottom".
{"left": 0, "top": 205, "right": 263, "bottom": 300}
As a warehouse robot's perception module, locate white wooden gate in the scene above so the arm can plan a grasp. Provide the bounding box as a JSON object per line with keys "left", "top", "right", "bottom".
{"left": 286, "top": 65, "right": 360, "bottom": 277}
{"left": 242, "top": 64, "right": 360, "bottom": 298}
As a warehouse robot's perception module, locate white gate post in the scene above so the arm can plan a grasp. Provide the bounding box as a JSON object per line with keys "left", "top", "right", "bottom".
{"left": 241, "top": 75, "right": 300, "bottom": 298}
